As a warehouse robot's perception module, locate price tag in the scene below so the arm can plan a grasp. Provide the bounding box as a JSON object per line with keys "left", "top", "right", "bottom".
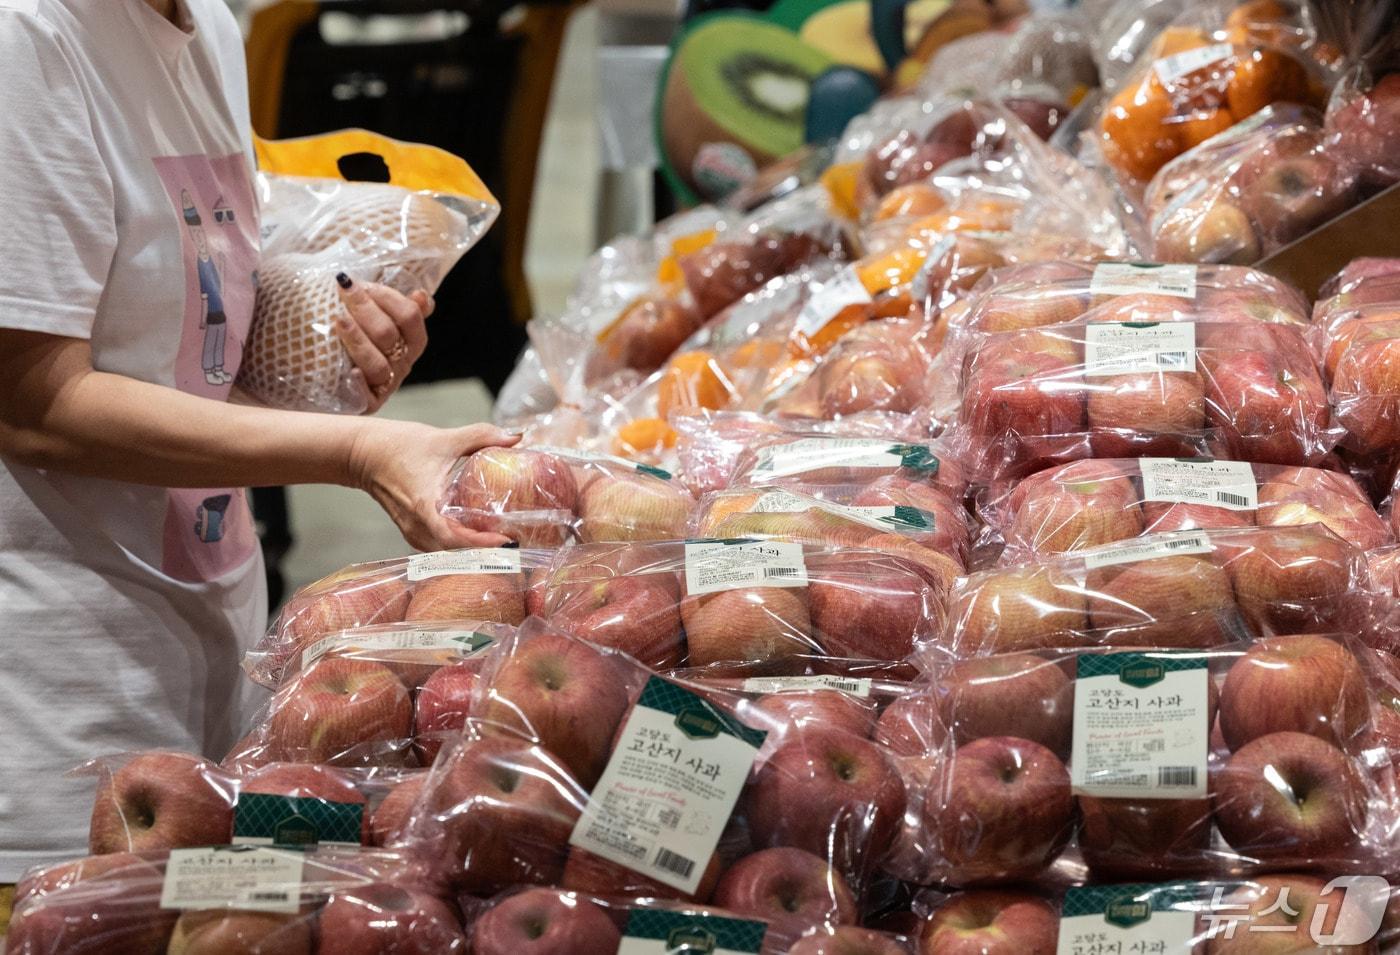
{"left": 684, "top": 540, "right": 808, "bottom": 595}
{"left": 1139, "top": 458, "right": 1258, "bottom": 511}
{"left": 570, "top": 677, "right": 766, "bottom": 895}
{"left": 1080, "top": 529, "right": 1213, "bottom": 570}
{"left": 1058, "top": 884, "right": 1199, "bottom": 955}
{"left": 1084, "top": 322, "right": 1197, "bottom": 376}
{"left": 1071, "top": 652, "right": 1210, "bottom": 799}
{"left": 1152, "top": 43, "right": 1233, "bottom": 84}
{"left": 160, "top": 847, "right": 304, "bottom": 914}
{"left": 793, "top": 266, "right": 872, "bottom": 339}
{"left": 302, "top": 629, "right": 494, "bottom": 667}
{"left": 751, "top": 438, "right": 939, "bottom": 480}
{"left": 407, "top": 548, "right": 523, "bottom": 581}
{"left": 741, "top": 674, "right": 873, "bottom": 697}
{"left": 1090, "top": 262, "right": 1198, "bottom": 299}
{"left": 618, "top": 909, "right": 768, "bottom": 954}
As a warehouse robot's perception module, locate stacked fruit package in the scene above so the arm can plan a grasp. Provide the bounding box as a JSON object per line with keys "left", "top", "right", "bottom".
{"left": 896, "top": 634, "right": 1400, "bottom": 886}
{"left": 974, "top": 457, "right": 1392, "bottom": 565}
{"left": 389, "top": 620, "right": 919, "bottom": 950}
{"left": 1145, "top": 103, "right": 1358, "bottom": 263}
{"left": 528, "top": 538, "right": 949, "bottom": 669}
{"left": 5, "top": 846, "right": 463, "bottom": 954}
{"left": 439, "top": 445, "right": 695, "bottom": 546}
{"left": 252, "top": 546, "right": 554, "bottom": 687}
{"left": 1094, "top": 0, "right": 1331, "bottom": 187}
{"left": 946, "top": 524, "right": 1380, "bottom": 656}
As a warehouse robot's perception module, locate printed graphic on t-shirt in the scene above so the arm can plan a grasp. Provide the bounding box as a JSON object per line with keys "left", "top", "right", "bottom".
{"left": 152, "top": 154, "right": 259, "bottom": 582}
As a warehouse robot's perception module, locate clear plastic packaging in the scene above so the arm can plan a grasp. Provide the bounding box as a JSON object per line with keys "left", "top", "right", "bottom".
{"left": 974, "top": 458, "right": 1391, "bottom": 565}
{"left": 1146, "top": 105, "right": 1358, "bottom": 263}
{"left": 239, "top": 132, "right": 500, "bottom": 414}
{"left": 947, "top": 317, "right": 1334, "bottom": 480}
{"left": 945, "top": 524, "right": 1379, "bottom": 656}
{"left": 438, "top": 445, "right": 695, "bottom": 547}
{"left": 7, "top": 846, "right": 461, "bottom": 954}
{"left": 250, "top": 548, "right": 552, "bottom": 688}
{"left": 530, "top": 539, "right": 952, "bottom": 669}
{"left": 902, "top": 634, "right": 1400, "bottom": 886}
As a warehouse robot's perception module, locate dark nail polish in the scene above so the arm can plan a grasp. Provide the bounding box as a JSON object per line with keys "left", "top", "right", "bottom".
{"left": 500, "top": 540, "right": 520, "bottom": 549}
{"left": 335, "top": 272, "right": 352, "bottom": 289}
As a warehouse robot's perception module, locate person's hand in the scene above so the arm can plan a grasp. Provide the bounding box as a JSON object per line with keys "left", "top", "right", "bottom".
{"left": 349, "top": 419, "right": 520, "bottom": 551}
{"left": 333, "top": 273, "right": 434, "bottom": 414}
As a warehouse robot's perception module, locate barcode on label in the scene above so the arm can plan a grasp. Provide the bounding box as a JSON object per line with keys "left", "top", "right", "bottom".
{"left": 1216, "top": 491, "right": 1250, "bottom": 507}
{"left": 1158, "top": 766, "right": 1198, "bottom": 787}
{"left": 1097, "top": 773, "right": 1149, "bottom": 788}
{"left": 1164, "top": 537, "right": 1201, "bottom": 549}
{"left": 763, "top": 567, "right": 802, "bottom": 579}
{"left": 244, "top": 891, "right": 290, "bottom": 903}
{"left": 1156, "top": 351, "right": 1190, "bottom": 368}
{"left": 653, "top": 848, "right": 695, "bottom": 879}
{"left": 658, "top": 808, "right": 681, "bottom": 830}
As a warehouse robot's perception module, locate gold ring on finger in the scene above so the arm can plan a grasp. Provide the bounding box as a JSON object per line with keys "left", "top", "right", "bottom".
{"left": 388, "top": 339, "right": 409, "bottom": 362}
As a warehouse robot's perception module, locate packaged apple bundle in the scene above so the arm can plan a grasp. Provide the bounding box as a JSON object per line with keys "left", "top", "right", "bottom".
{"left": 439, "top": 444, "right": 696, "bottom": 546}
{"left": 947, "top": 316, "right": 1334, "bottom": 479}
{"left": 913, "top": 876, "right": 1399, "bottom": 953}
{"left": 974, "top": 457, "right": 1392, "bottom": 565}
{"left": 1145, "top": 104, "right": 1358, "bottom": 263}
{"left": 238, "top": 131, "right": 499, "bottom": 414}
{"left": 532, "top": 538, "right": 952, "bottom": 669}
{"left": 1323, "top": 25, "right": 1400, "bottom": 196}
{"left": 460, "top": 887, "right": 917, "bottom": 955}
{"left": 250, "top": 546, "right": 555, "bottom": 687}
{"left": 1324, "top": 312, "right": 1400, "bottom": 463}
{"left": 904, "top": 633, "right": 1400, "bottom": 888}
{"left": 1093, "top": 0, "right": 1330, "bottom": 188}
{"left": 944, "top": 524, "right": 1382, "bottom": 657}
{"left": 6, "top": 845, "right": 465, "bottom": 954}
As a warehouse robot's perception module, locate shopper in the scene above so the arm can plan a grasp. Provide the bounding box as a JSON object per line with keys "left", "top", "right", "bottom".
{"left": 0, "top": 0, "right": 516, "bottom": 882}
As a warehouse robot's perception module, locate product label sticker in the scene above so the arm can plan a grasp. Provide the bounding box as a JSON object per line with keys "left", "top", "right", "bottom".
{"left": 1080, "top": 529, "right": 1214, "bottom": 569}
{"left": 232, "top": 794, "right": 363, "bottom": 848}
{"left": 1058, "top": 884, "right": 1200, "bottom": 955}
{"left": 532, "top": 445, "right": 673, "bottom": 481}
{"left": 1072, "top": 652, "right": 1210, "bottom": 799}
{"left": 570, "top": 677, "right": 766, "bottom": 895}
{"left": 407, "top": 547, "right": 523, "bottom": 581}
{"left": 618, "top": 909, "right": 768, "bottom": 954}
{"left": 1084, "top": 322, "right": 1197, "bottom": 376}
{"left": 684, "top": 540, "right": 808, "bottom": 595}
{"left": 301, "top": 629, "right": 494, "bottom": 667}
{"left": 1152, "top": 42, "right": 1233, "bottom": 84}
{"left": 740, "top": 674, "right": 874, "bottom": 697}
{"left": 1139, "top": 458, "right": 1258, "bottom": 510}
{"left": 748, "top": 490, "right": 933, "bottom": 534}
{"left": 1089, "top": 262, "right": 1198, "bottom": 299}
{"left": 793, "top": 265, "right": 872, "bottom": 339}
{"left": 750, "top": 438, "right": 939, "bottom": 479}
{"left": 160, "top": 846, "right": 305, "bottom": 914}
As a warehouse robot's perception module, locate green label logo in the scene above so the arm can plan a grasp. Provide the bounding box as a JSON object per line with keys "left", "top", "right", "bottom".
{"left": 667, "top": 927, "right": 717, "bottom": 953}
{"left": 1105, "top": 895, "right": 1153, "bottom": 929}
{"left": 1119, "top": 322, "right": 1161, "bottom": 329}
{"left": 676, "top": 708, "right": 722, "bottom": 740}
{"left": 1119, "top": 660, "right": 1166, "bottom": 688}
{"left": 232, "top": 794, "right": 363, "bottom": 848}
{"left": 891, "top": 444, "right": 939, "bottom": 474}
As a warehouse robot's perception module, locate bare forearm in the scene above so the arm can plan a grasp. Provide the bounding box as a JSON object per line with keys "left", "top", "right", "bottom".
{"left": 1, "top": 337, "right": 370, "bottom": 489}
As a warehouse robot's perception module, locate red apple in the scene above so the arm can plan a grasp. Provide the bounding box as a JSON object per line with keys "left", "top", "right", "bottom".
{"left": 368, "top": 774, "right": 425, "bottom": 847}
{"left": 1219, "top": 635, "right": 1371, "bottom": 752}
{"left": 263, "top": 656, "right": 413, "bottom": 765}
{"left": 1006, "top": 462, "right": 1143, "bottom": 555}
{"left": 950, "top": 566, "right": 1087, "bottom": 655}
{"left": 469, "top": 888, "right": 620, "bottom": 955}
{"left": 851, "top": 476, "right": 970, "bottom": 560}
{"left": 1213, "top": 731, "right": 1367, "bottom": 861}
{"left": 1077, "top": 795, "right": 1213, "bottom": 878}
{"left": 1086, "top": 553, "right": 1237, "bottom": 648}
{"left": 1257, "top": 467, "right": 1391, "bottom": 551}
{"left": 711, "top": 847, "right": 858, "bottom": 943}
{"left": 404, "top": 571, "right": 525, "bottom": 625}
{"left": 413, "top": 658, "right": 486, "bottom": 764}
{"left": 1087, "top": 370, "right": 1207, "bottom": 458}
{"left": 89, "top": 752, "right": 233, "bottom": 854}
{"left": 596, "top": 294, "right": 703, "bottom": 373}
{"left": 8, "top": 856, "right": 177, "bottom": 954}
{"left": 788, "top": 926, "right": 908, "bottom": 955}
{"left": 281, "top": 572, "right": 412, "bottom": 646}
{"left": 451, "top": 447, "right": 578, "bottom": 546}
{"left": 238, "top": 763, "right": 369, "bottom": 845}
{"left": 167, "top": 910, "right": 311, "bottom": 955}
{"left": 426, "top": 736, "right": 585, "bottom": 892}
{"left": 936, "top": 654, "right": 1074, "bottom": 757}
{"left": 1142, "top": 499, "right": 1253, "bottom": 533}
{"left": 547, "top": 572, "right": 684, "bottom": 669}
{"left": 15, "top": 852, "right": 153, "bottom": 905}
{"left": 315, "top": 883, "right": 465, "bottom": 955}
{"left": 577, "top": 471, "right": 693, "bottom": 542}
{"left": 1155, "top": 199, "right": 1261, "bottom": 265}
{"left": 1204, "top": 347, "right": 1330, "bottom": 465}
{"left": 1221, "top": 527, "right": 1357, "bottom": 633}
{"left": 936, "top": 737, "right": 1075, "bottom": 884}
{"left": 747, "top": 725, "right": 907, "bottom": 872}
{"left": 808, "top": 552, "right": 938, "bottom": 662}
{"left": 962, "top": 346, "right": 1085, "bottom": 446}
{"left": 1205, "top": 873, "right": 1377, "bottom": 954}
{"left": 750, "top": 688, "right": 877, "bottom": 741}
{"left": 682, "top": 585, "right": 817, "bottom": 667}
{"left": 1236, "top": 130, "right": 1353, "bottom": 244}
{"left": 919, "top": 890, "right": 1059, "bottom": 955}
{"left": 1334, "top": 333, "right": 1400, "bottom": 453}
{"left": 1327, "top": 72, "right": 1400, "bottom": 191}
{"left": 562, "top": 844, "right": 722, "bottom": 903}
{"left": 874, "top": 690, "right": 943, "bottom": 758}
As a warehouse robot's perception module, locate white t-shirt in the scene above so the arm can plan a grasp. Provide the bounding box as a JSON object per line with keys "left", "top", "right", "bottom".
{"left": 0, "top": 0, "right": 267, "bottom": 878}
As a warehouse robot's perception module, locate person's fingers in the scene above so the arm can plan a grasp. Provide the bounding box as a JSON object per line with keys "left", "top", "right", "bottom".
{"left": 410, "top": 289, "right": 436, "bottom": 319}
{"left": 367, "top": 284, "right": 428, "bottom": 361}
{"left": 336, "top": 274, "right": 402, "bottom": 354}
{"left": 334, "top": 309, "right": 393, "bottom": 390}
{"left": 452, "top": 424, "right": 522, "bottom": 457}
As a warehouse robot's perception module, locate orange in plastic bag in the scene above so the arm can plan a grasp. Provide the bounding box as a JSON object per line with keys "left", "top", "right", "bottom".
{"left": 657, "top": 351, "right": 734, "bottom": 418}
